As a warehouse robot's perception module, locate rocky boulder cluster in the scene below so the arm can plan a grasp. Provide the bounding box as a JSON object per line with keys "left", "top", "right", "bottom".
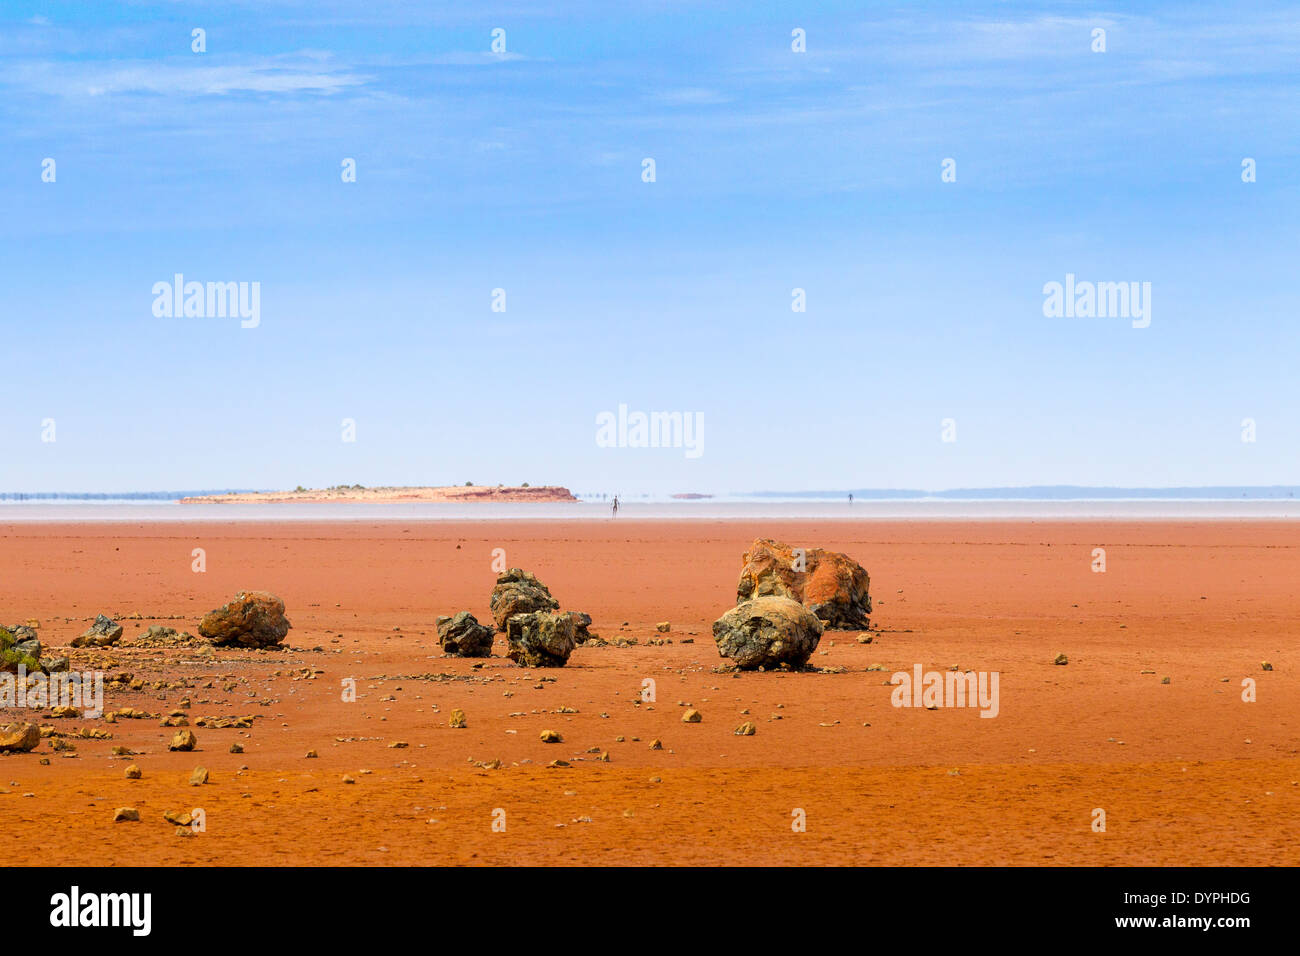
{"left": 439, "top": 568, "right": 592, "bottom": 667}
{"left": 432, "top": 544, "right": 869, "bottom": 673}
{"left": 711, "top": 538, "right": 872, "bottom": 670}
{"left": 3, "top": 594, "right": 291, "bottom": 675}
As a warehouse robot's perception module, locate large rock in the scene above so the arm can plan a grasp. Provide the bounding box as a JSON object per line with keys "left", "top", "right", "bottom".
{"left": 198, "top": 591, "right": 291, "bottom": 648}
{"left": 712, "top": 596, "right": 824, "bottom": 670}
{"left": 505, "top": 610, "right": 576, "bottom": 668}
{"left": 0, "top": 721, "right": 40, "bottom": 753}
{"left": 736, "top": 538, "right": 871, "bottom": 630}
{"left": 0, "top": 626, "right": 41, "bottom": 673}
{"left": 436, "top": 612, "right": 495, "bottom": 657}
{"left": 8, "top": 625, "right": 41, "bottom": 659}
{"left": 71, "top": 613, "right": 124, "bottom": 648}
{"left": 489, "top": 569, "right": 559, "bottom": 631}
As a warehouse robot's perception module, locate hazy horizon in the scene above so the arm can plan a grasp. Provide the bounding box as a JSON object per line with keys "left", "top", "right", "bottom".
{"left": 3, "top": 484, "right": 1299, "bottom": 502}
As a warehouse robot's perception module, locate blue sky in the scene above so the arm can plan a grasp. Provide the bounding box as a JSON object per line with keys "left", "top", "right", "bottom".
{"left": 2, "top": 0, "right": 1298, "bottom": 495}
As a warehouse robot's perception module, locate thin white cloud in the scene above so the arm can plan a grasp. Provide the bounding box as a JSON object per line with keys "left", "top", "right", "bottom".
{"left": 652, "top": 87, "right": 732, "bottom": 105}
{"left": 426, "top": 51, "right": 528, "bottom": 65}
{"left": 4, "top": 58, "right": 370, "bottom": 97}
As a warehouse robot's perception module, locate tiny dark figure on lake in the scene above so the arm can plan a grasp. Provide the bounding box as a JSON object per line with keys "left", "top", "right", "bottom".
{"left": 612, "top": 495, "right": 619, "bottom": 517}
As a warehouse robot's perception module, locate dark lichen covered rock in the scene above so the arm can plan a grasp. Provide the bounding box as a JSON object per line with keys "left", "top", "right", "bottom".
{"left": 198, "top": 591, "right": 291, "bottom": 648}
{"left": 712, "top": 596, "right": 824, "bottom": 670}
{"left": 0, "top": 626, "right": 42, "bottom": 674}
{"left": 436, "top": 611, "right": 495, "bottom": 657}
{"left": 9, "top": 625, "right": 41, "bottom": 659}
{"left": 505, "top": 610, "right": 576, "bottom": 668}
{"left": 489, "top": 568, "right": 559, "bottom": 631}
{"left": 736, "top": 538, "right": 871, "bottom": 631}
{"left": 71, "top": 614, "right": 124, "bottom": 648}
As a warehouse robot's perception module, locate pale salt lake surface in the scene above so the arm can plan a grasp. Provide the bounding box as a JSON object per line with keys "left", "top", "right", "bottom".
{"left": 3, "top": 499, "right": 1300, "bottom": 522}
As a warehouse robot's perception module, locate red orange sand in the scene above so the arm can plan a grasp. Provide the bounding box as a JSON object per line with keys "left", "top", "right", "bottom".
{"left": 1, "top": 519, "right": 1296, "bottom": 865}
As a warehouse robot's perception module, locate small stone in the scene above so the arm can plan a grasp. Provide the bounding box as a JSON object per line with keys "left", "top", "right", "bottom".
{"left": 189, "top": 767, "right": 209, "bottom": 786}
{"left": 113, "top": 807, "right": 140, "bottom": 823}
{"left": 342, "top": 774, "right": 356, "bottom": 784}
{"left": 168, "top": 729, "right": 197, "bottom": 752}
{"left": 734, "top": 721, "right": 756, "bottom": 736}
{"left": 681, "top": 708, "right": 702, "bottom": 723}
{"left": 124, "top": 764, "right": 141, "bottom": 779}
{"left": 656, "top": 622, "right": 671, "bottom": 633}
{"left": 163, "top": 809, "right": 193, "bottom": 826}
{"left": 539, "top": 729, "right": 562, "bottom": 743}
{"left": 229, "top": 742, "right": 243, "bottom": 754}
{"left": 649, "top": 738, "right": 663, "bottom": 750}
{"left": 449, "top": 709, "right": 468, "bottom": 729}
{"left": 1053, "top": 653, "right": 1068, "bottom": 666}
{"left": 1262, "top": 661, "right": 1274, "bottom": 671}
{"left": 305, "top": 749, "right": 318, "bottom": 758}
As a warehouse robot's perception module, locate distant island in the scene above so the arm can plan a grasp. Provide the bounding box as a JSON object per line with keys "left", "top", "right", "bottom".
{"left": 180, "top": 485, "right": 578, "bottom": 504}
{"left": 671, "top": 493, "right": 714, "bottom": 499}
